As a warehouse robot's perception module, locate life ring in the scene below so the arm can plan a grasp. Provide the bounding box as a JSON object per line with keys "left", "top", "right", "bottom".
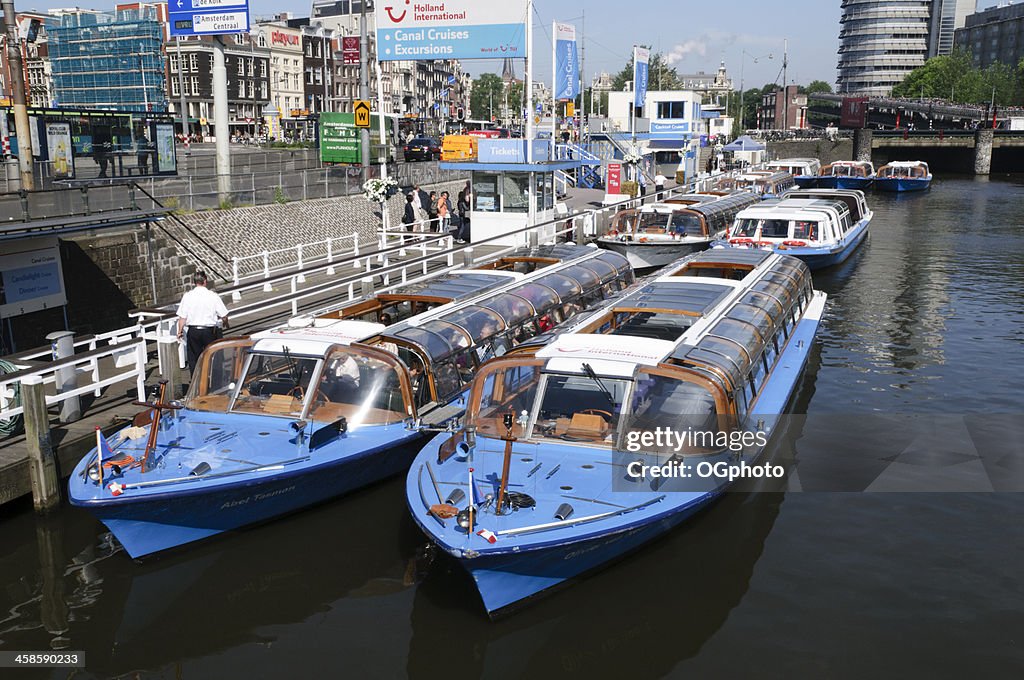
{"left": 783, "top": 240, "right": 807, "bottom": 247}
{"left": 729, "top": 238, "right": 754, "bottom": 246}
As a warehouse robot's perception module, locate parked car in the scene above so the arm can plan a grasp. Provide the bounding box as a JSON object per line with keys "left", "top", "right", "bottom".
{"left": 404, "top": 137, "right": 440, "bottom": 161}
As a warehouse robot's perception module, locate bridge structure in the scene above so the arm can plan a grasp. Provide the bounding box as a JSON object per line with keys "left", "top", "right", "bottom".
{"left": 809, "top": 93, "right": 1024, "bottom": 130}
{"left": 851, "top": 128, "right": 1024, "bottom": 174}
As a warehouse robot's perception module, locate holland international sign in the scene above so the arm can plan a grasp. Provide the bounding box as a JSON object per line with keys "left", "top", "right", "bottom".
{"left": 375, "top": 1, "right": 527, "bottom": 61}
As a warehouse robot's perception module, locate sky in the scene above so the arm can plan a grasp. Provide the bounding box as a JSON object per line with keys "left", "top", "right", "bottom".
{"left": 15, "top": 0, "right": 1011, "bottom": 89}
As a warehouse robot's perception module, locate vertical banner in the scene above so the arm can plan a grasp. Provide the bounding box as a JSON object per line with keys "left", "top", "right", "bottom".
{"left": 45, "top": 122, "right": 74, "bottom": 179}
{"left": 554, "top": 22, "right": 579, "bottom": 101}
{"left": 376, "top": 1, "right": 528, "bottom": 61}
{"left": 153, "top": 123, "right": 178, "bottom": 174}
{"left": 342, "top": 36, "right": 360, "bottom": 65}
{"left": 607, "top": 162, "right": 622, "bottom": 194}
{"left": 633, "top": 46, "right": 650, "bottom": 110}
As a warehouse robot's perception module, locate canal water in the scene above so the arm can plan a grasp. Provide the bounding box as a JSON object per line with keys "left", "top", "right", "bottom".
{"left": 1, "top": 176, "right": 1022, "bottom": 679}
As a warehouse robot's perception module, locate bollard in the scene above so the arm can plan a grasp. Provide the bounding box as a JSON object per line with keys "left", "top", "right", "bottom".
{"left": 361, "top": 276, "right": 375, "bottom": 298}
{"left": 45, "top": 331, "right": 80, "bottom": 423}
{"left": 575, "top": 218, "right": 586, "bottom": 246}
{"left": 22, "top": 376, "right": 61, "bottom": 513}
{"left": 157, "top": 336, "right": 184, "bottom": 400}
{"left": 462, "top": 247, "right": 474, "bottom": 267}
{"left": 529, "top": 230, "right": 539, "bottom": 249}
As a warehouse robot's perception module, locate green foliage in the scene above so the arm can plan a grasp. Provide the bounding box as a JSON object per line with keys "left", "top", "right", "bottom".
{"left": 805, "top": 80, "right": 833, "bottom": 95}
{"left": 470, "top": 73, "right": 504, "bottom": 121}
{"left": 620, "top": 180, "right": 638, "bottom": 198}
{"left": 273, "top": 186, "right": 288, "bottom": 204}
{"left": 611, "top": 50, "right": 683, "bottom": 91}
{"left": 892, "top": 48, "right": 1020, "bottom": 106}
{"left": 219, "top": 199, "right": 233, "bottom": 210}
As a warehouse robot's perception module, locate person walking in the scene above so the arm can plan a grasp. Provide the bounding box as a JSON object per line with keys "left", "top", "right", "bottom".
{"left": 654, "top": 173, "right": 667, "bottom": 196}
{"left": 176, "top": 271, "right": 229, "bottom": 374}
{"left": 637, "top": 170, "right": 647, "bottom": 202}
{"left": 137, "top": 134, "right": 152, "bottom": 175}
{"left": 438, "top": 191, "right": 453, "bottom": 233}
{"left": 456, "top": 184, "right": 471, "bottom": 243}
{"left": 402, "top": 192, "right": 417, "bottom": 244}
{"left": 427, "top": 191, "right": 440, "bottom": 231}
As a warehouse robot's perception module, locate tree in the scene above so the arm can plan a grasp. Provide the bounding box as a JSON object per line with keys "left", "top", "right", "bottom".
{"left": 805, "top": 80, "right": 833, "bottom": 95}
{"left": 610, "top": 50, "right": 682, "bottom": 92}
{"left": 470, "top": 73, "right": 504, "bottom": 121}
{"left": 892, "top": 49, "right": 987, "bottom": 103}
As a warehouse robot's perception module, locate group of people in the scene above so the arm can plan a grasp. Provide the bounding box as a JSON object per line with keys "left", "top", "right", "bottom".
{"left": 402, "top": 181, "right": 472, "bottom": 243}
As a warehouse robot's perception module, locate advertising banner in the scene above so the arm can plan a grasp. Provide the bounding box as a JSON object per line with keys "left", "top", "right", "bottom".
{"left": 375, "top": 1, "right": 528, "bottom": 61}
{"left": 45, "top": 122, "right": 74, "bottom": 179}
{"left": 0, "top": 237, "right": 66, "bottom": 318}
{"left": 319, "top": 112, "right": 388, "bottom": 164}
{"left": 153, "top": 123, "right": 177, "bottom": 174}
{"left": 554, "top": 22, "right": 579, "bottom": 101}
{"left": 607, "top": 162, "right": 622, "bottom": 194}
{"left": 633, "top": 46, "right": 650, "bottom": 110}
{"left": 342, "top": 36, "right": 360, "bottom": 65}
{"left": 840, "top": 97, "right": 868, "bottom": 129}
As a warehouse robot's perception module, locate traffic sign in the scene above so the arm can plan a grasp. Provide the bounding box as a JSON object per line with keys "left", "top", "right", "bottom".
{"left": 354, "top": 100, "right": 372, "bottom": 128}
{"left": 169, "top": 0, "right": 250, "bottom": 37}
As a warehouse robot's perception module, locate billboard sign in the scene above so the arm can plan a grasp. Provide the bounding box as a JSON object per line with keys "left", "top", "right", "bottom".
{"left": 169, "top": 0, "right": 250, "bottom": 38}
{"left": 840, "top": 96, "right": 868, "bottom": 129}
{"left": 342, "top": 36, "right": 360, "bottom": 65}
{"left": 0, "top": 237, "right": 66, "bottom": 318}
{"left": 477, "top": 139, "right": 549, "bottom": 164}
{"left": 45, "top": 122, "right": 74, "bottom": 179}
{"left": 554, "top": 22, "right": 579, "bottom": 101}
{"left": 375, "top": 1, "right": 528, "bottom": 61}
{"left": 319, "top": 112, "right": 388, "bottom": 164}
{"left": 607, "top": 162, "right": 622, "bottom": 194}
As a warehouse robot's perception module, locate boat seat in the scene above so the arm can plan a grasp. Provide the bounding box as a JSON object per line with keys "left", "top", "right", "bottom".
{"left": 565, "top": 413, "right": 608, "bottom": 439}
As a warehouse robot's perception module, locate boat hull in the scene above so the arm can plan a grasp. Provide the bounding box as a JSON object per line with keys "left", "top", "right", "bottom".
{"left": 73, "top": 431, "right": 427, "bottom": 558}
{"left": 793, "top": 175, "right": 818, "bottom": 188}
{"left": 873, "top": 177, "right": 930, "bottom": 192}
{"left": 834, "top": 176, "right": 873, "bottom": 190}
{"left": 596, "top": 238, "right": 710, "bottom": 270}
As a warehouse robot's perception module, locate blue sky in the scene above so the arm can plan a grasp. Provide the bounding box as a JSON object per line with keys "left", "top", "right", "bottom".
{"left": 17, "top": 0, "right": 1008, "bottom": 89}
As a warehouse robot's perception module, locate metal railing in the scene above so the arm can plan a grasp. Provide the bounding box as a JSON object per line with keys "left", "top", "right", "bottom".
{"left": 231, "top": 233, "right": 361, "bottom": 285}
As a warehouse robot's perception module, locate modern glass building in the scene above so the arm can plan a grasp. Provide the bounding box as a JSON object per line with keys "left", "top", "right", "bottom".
{"left": 837, "top": 0, "right": 976, "bottom": 96}
{"left": 47, "top": 8, "right": 166, "bottom": 111}
{"left": 837, "top": 0, "right": 933, "bottom": 96}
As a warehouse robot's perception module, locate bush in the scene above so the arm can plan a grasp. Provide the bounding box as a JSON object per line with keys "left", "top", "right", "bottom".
{"left": 219, "top": 198, "right": 233, "bottom": 210}
{"left": 273, "top": 186, "right": 288, "bottom": 204}
{"left": 620, "top": 180, "right": 638, "bottom": 198}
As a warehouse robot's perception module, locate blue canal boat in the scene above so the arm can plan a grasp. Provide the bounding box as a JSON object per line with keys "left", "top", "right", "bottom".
{"left": 713, "top": 188, "right": 872, "bottom": 270}
{"left": 406, "top": 249, "right": 825, "bottom": 616}
{"left": 874, "top": 161, "right": 931, "bottom": 192}
{"left": 768, "top": 158, "right": 822, "bottom": 189}
{"left": 817, "top": 160, "right": 875, "bottom": 190}
{"left": 69, "top": 245, "right": 633, "bottom": 558}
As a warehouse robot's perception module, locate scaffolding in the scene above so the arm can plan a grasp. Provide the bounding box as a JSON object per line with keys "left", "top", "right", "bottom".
{"left": 48, "top": 17, "right": 167, "bottom": 112}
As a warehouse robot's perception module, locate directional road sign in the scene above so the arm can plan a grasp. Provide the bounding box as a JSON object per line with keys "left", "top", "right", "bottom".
{"left": 169, "top": 0, "right": 250, "bottom": 37}
{"left": 354, "top": 100, "right": 372, "bottom": 128}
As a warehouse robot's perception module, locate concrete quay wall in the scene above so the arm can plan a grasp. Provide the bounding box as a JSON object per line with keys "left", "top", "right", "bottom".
{"left": 766, "top": 139, "right": 854, "bottom": 165}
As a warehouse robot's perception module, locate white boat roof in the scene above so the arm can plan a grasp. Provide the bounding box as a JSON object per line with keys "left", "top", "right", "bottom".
{"left": 537, "top": 334, "right": 675, "bottom": 377}
{"left": 884, "top": 160, "right": 928, "bottom": 168}
{"left": 251, "top": 319, "right": 384, "bottom": 356}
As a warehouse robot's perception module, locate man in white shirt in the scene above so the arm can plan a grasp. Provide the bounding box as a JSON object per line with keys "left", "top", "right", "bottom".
{"left": 176, "top": 271, "right": 229, "bottom": 372}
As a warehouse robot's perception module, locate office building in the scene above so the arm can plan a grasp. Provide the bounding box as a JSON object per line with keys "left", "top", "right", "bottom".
{"left": 955, "top": 1, "right": 1024, "bottom": 69}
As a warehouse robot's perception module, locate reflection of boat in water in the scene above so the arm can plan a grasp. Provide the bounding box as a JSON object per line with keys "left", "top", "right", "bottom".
{"left": 405, "top": 249, "right": 824, "bottom": 615}
{"left": 69, "top": 245, "right": 632, "bottom": 558}
{"left": 596, "top": 192, "right": 759, "bottom": 269}
{"left": 407, "top": 477, "right": 788, "bottom": 678}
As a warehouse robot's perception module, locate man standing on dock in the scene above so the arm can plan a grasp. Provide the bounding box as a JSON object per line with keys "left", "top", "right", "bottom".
{"left": 176, "top": 271, "right": 230, "bottom": 373}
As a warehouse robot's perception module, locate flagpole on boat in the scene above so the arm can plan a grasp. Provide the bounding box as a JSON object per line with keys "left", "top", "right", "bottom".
{"left": 95, "top": 426, "right": 103, "bottom": 486}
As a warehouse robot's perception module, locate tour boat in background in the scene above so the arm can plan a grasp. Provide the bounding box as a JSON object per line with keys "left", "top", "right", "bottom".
{"left": 874, "top": 161, "right": 931, "bottom": 192}
{"left": 713, "top": 188, "right": 872, "bottom": 270}
{"left": 817, "top": 160, "right": 875, "bottom": 190}
{"left": 766, "top": 158, "right": 821, "bottom": 188}
{"left": 714, "top": 170, "right": 795, "bottom": 198}
{"left": 68, "top": 245, "right": 633, "bottom": 558}
{"left": 596, "top": 192, "right": 759, "bottom": 269}
{"left": 405, "top": 248, "right": 825, "bottom": 616}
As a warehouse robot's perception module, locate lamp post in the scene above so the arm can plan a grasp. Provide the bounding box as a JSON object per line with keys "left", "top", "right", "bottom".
{"left": 738, "top": 50, "right": 772, "bottom": 132}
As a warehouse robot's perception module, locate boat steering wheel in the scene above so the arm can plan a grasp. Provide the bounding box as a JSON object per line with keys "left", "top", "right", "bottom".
{"left": 579, "top": 409, "right": 613, "bottom": 421}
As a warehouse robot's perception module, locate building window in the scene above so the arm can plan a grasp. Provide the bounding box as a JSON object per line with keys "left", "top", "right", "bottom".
{"left": 237, "top": 59, "right": 244, "bottom": 75}
{"left": 171, "top": 79, "right": 179, "bottom": 96}
{"left": 260, "top": 61, "right": 267, "bottom": 77}
{"left": 189, "top": 54, "right": 199, "bottom": 72}
{"left": 169, "top": 54, "right": 179, "bottom": 73}
{"left": 656, "top": 101, "right": 687, "bottom": 119}
{"left": 248, "top": 81, "right": 255, "bottom": 99}
{"left": 190, "top": 77, "right": 200, "bottom": 96}
{"left": 260, "top": 82, "right": 267, "bottom": 99}
{"left": 248, "top": 58, "right": 255, "bottom": 77}
{"left": 238, "top": 80, "right": 245, "bottom": 98}
{"left": 257, "top": 34, "right": 267, "bottom": 48}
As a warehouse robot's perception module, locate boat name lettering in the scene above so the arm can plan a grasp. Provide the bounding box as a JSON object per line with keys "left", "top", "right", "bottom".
{"left": 220, "top": 485, "right": 296, "bottom": 510}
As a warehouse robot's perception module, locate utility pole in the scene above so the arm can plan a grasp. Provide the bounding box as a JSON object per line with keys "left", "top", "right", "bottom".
{"left": 175, "top": 38, "right": 189, "bottom": 154}
{"left": 359, "top": 1, "right": 369, "bottom": 168}
{"left": 2, "top": 1, "right": 34, "bottom": 190}
{"left": 212, "top": 37, "right": 230, "bottom": 201}
{"left": 781, "top": 38, "right": 788, "bottom": 132}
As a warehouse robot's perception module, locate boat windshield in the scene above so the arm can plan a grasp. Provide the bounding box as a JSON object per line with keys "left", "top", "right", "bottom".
{"left": 636, "top": 211, "right": 672, "bottom": 233}
{"left": 306, "top": 348, "right": 410, "bottom": 428}
{"left": 184, "top": 338, "right": 253, "bottom": 412}
{"left": 230, "top": 352, "right": 321, "bottom": 418}
{"left": 732, "top": 218, "right": 790, "bottom": 238}
{"left": 668, "top": 212, "right": 705, "bottom": 236}
{"left": 469, "top": 361, "right": 725, "bottom": 450}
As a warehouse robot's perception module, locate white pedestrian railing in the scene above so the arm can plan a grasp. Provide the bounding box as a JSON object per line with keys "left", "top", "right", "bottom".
{"left": 231, "top": 233, "right": 361, "bottom": 286}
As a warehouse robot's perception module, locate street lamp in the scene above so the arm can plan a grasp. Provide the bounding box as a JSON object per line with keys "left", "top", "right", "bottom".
{"left": 738, "top": 50, "right": 772, "bottom": 131}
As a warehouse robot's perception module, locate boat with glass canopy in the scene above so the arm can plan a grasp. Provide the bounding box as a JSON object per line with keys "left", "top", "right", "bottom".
{"left": 68, "top": 245, "right": 632, "bottom": 558}
{"left": 874, "top": 161, "right": 931, "bottom": 192}
{"left": 817, "top": 160, "right": 875, "bottom": 190}
{"left": 405, "top": 248, "right": 825, "bottom": 616}
{"left": 596, "top": 192, "right": 759, "bottom": 269}
{"left": 767, "top": 158, "right": 821, "bottom": 188}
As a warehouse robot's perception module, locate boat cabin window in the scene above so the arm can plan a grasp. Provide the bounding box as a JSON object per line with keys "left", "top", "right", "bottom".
{"left": 230, "top": 352, "right": 320, "bottom": 418}
{"left": 669, "top": 212, "right": 705, "bottom": 236}
{"left": 185, "top": 339, "right": 253, "bottom": 412}
{"left": 474, "top": 362, "right": 544, "bottom": 438}
{"left": 619, "top": 372, "right": 721, "bottom": 454}
{"left": 308, "top": 349, "right": 409, "bottom": 427}
{"left": 529, "top": 373, "right": 631, "bottom": 445}
{"left": 791, "top": 220, "right": 818, "bottom": 241}
{"left": 637, "top": 211, "right": 672, "bottom": 233}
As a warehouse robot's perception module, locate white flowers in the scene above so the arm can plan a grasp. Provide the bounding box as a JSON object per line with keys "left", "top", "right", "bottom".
{"left": 362, "top": 177, "right": 398, "bottom": 203}
{"left": 622, "top": 147, "right": 643, "bottom": 165}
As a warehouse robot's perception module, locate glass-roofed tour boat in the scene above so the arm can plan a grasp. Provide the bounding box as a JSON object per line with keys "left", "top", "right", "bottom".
{"left": 596, "top": 192, "right": 759, "bottom": 270}
{"left": 405, "top": 248, "right": 826, "bottom": 616}
{"left": 69, "top": 245, "right": 633, "bottom": 558}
